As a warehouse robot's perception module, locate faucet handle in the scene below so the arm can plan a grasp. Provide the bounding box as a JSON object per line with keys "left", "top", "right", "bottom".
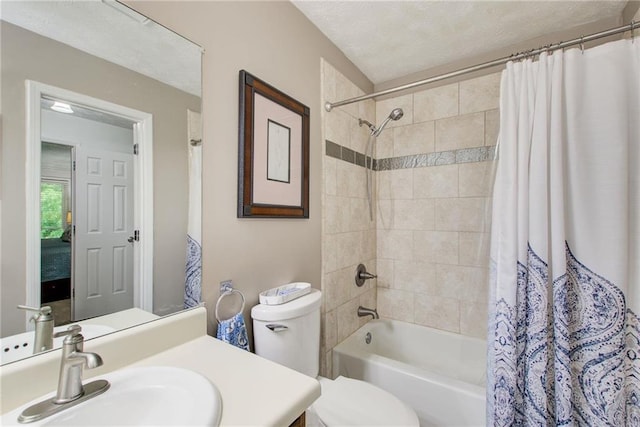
{"left": 54, "top": 325, "right": 83, "bottom": 343}
{"left": 54, "top": 324, "right": 82, "bottom": 337}
{"left": 17, "top": 305, "right": 52, "bottom": 314}
{"left": 18, "top": 305, "right": 53, "bottom": 323}
{"left": 355, "top": 264, "right": 377, "bottom": 287}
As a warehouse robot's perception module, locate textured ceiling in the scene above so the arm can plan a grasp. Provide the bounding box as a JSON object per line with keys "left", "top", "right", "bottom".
{"left": 2, "top": 0, "right": 202, "bottom": 96}
{"left": 292, "top": 0, "right": 628, "bottom": 84}
{"left": 3, "top": 1, "right": 629, "bottom": 91}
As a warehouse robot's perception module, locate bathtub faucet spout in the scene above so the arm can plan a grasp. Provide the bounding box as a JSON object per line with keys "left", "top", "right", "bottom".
{"left": 358, "top": 306, "right": 379, "bottom": 320}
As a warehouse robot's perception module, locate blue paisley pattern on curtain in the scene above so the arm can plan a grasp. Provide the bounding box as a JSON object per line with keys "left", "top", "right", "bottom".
{"left": 490, "top": 242, "right": 640, "bottom": 426}
{"left": 183, "top": 234, "right": 202, "bottom": 309}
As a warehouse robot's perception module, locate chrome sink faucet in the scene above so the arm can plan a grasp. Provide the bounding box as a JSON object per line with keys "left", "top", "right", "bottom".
{"left": 18, "top": 325, "right": 110, "bottom": 424}
{"left": 17, "top": 305, "right": 54, "bottom": 354}
{"left": 54, "top": 325, "right": 104, "bottom": 403}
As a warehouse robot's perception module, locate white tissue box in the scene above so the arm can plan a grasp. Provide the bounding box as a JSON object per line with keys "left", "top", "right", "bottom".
{"left": 259, "top": 282, "right": 311, "bottom": 305}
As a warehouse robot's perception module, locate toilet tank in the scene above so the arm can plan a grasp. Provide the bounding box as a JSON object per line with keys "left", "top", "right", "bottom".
{"left": 251, "top": 289, "right": 321, "bottom": 378}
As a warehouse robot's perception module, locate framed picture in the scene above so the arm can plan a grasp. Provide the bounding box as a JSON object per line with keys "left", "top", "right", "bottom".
{"left": 238, "top": 70, "right": 310, "bottom": 218}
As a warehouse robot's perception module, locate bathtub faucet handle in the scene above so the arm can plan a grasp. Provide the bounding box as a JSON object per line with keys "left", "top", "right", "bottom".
{"left": 355, "top": 264, "right": 377, "bottom": 287}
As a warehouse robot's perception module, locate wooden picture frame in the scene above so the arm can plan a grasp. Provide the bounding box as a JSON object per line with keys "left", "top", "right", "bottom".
{"left": 238, "top": 70, "right": 310, "bottom": 218}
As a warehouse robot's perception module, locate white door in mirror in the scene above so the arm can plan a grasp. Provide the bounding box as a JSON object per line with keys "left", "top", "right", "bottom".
{"left": 2, "top": 366, "right": 222, "bottom": 426}
{"left": 74, "top": 145, "right": 135, "bottom": 320}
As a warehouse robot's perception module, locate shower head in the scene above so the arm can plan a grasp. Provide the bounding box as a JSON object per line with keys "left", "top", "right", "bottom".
{"left": 358, "top": 118, "right": 376, "bottom": 133}
{"left": 389, "top": 108, "right": 404, "bottom": 121}
{"left": 373, "top": 108, "right": 404, "bottom": 136}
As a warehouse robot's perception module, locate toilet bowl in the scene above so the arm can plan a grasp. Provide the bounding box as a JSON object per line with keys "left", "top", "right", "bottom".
{"left": 251, "top": 288, "right": 419, "bottom": 427}
{"left": 308, "top": 376, "right": 418, "bottom": 426}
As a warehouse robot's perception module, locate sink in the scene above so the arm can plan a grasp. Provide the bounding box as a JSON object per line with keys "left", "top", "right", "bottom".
{"left": 1, "top": 325, "right": 115, "bottom": 365}
{"left": 2, "top": 366, "right": 222, "bottom": 426}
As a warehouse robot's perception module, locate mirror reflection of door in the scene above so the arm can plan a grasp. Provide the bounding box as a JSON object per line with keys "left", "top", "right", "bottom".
{"left": 40, "top": 97, "right": 136, "bottom": 323}
{"left": 74, "top": 145, "right": 134, "bottom": 320}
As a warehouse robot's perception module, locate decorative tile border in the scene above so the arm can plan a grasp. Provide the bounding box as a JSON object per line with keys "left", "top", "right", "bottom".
{"left": 325, "top": 140, "right": 374, "bottom": 169}
{"left": 325, "top": 140, "right": 496, "bottom": 171}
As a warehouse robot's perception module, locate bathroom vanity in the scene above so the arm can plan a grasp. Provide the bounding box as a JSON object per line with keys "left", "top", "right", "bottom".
{"left": 0, "top": 307, "right": 320, "bottom": 426}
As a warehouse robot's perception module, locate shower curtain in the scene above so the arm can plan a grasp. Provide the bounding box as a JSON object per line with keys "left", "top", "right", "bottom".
{"left": 487, "top": 38, "right": 640, "bottom": 425}
{"left": 184, "top": 117, "right": 202, "bottom": 309}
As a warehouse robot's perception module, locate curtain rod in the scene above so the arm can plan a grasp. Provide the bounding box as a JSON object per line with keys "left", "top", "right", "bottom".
{"left": 325, "top": 21, "right": 637, "bottom": 112}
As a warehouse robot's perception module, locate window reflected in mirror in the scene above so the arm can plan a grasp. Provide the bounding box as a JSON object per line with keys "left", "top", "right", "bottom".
{"left": 40, "top": 143, "right": 73, "bottom": 326}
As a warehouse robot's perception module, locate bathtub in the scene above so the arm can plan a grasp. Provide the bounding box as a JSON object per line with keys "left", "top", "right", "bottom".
{"left": 332, "top": 319, "right": 486, "bottom": 427}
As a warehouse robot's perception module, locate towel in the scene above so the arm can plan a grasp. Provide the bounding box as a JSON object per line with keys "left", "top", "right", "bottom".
{"left": 216, "top": 312, "right": 250, "bottom": 351}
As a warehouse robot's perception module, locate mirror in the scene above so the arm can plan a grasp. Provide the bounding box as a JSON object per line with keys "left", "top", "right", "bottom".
{"left": 0, "top": 0, "right": 202, "bottom": 364}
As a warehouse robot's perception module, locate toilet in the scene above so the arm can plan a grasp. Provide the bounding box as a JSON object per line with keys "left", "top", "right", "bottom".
{"left": 251, "top": 288, "right": 419, "bottom": 426}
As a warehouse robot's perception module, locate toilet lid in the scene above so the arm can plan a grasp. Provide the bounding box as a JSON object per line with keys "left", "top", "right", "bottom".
{"left": 311, "top": 376, "right": 419, "bottom": 426}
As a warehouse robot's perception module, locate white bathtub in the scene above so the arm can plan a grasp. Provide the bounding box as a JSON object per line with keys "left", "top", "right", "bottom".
{"left": 332, "top": 319, "right": 486, "bottom": 427}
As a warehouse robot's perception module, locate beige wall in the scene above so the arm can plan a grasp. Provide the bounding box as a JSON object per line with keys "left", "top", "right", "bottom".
{"left": 125, "top": 1, "right": 372, "bottom": 341}
{"left": 0, "top": 22, "right": 200, "bottom": 335}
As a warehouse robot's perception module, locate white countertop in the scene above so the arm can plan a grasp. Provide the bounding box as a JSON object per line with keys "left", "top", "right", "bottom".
{"left": 127, "top": 335, "right": 320, "bottom": 426}
{"left": 0, "top": 308, "right": 320, "bottom": 426}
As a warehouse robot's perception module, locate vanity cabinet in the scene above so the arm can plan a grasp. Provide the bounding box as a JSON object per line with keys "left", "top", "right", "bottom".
{"left": 289, "top": 412, "right": 305, "bottom": 427}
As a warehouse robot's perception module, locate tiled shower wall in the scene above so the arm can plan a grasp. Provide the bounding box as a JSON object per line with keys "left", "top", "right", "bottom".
{"left": 374, "top": 74, "right": 499, "bottom": 339}
{"left": 321, "top": 58, "right": 499, "bottom": 376}
{"left": 320, "top": 59, "right": 377, "bottom": 377}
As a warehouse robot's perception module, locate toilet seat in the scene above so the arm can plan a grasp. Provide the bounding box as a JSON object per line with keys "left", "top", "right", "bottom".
{"left": 310, "top": 376, "right": 419, "bottom": 426}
